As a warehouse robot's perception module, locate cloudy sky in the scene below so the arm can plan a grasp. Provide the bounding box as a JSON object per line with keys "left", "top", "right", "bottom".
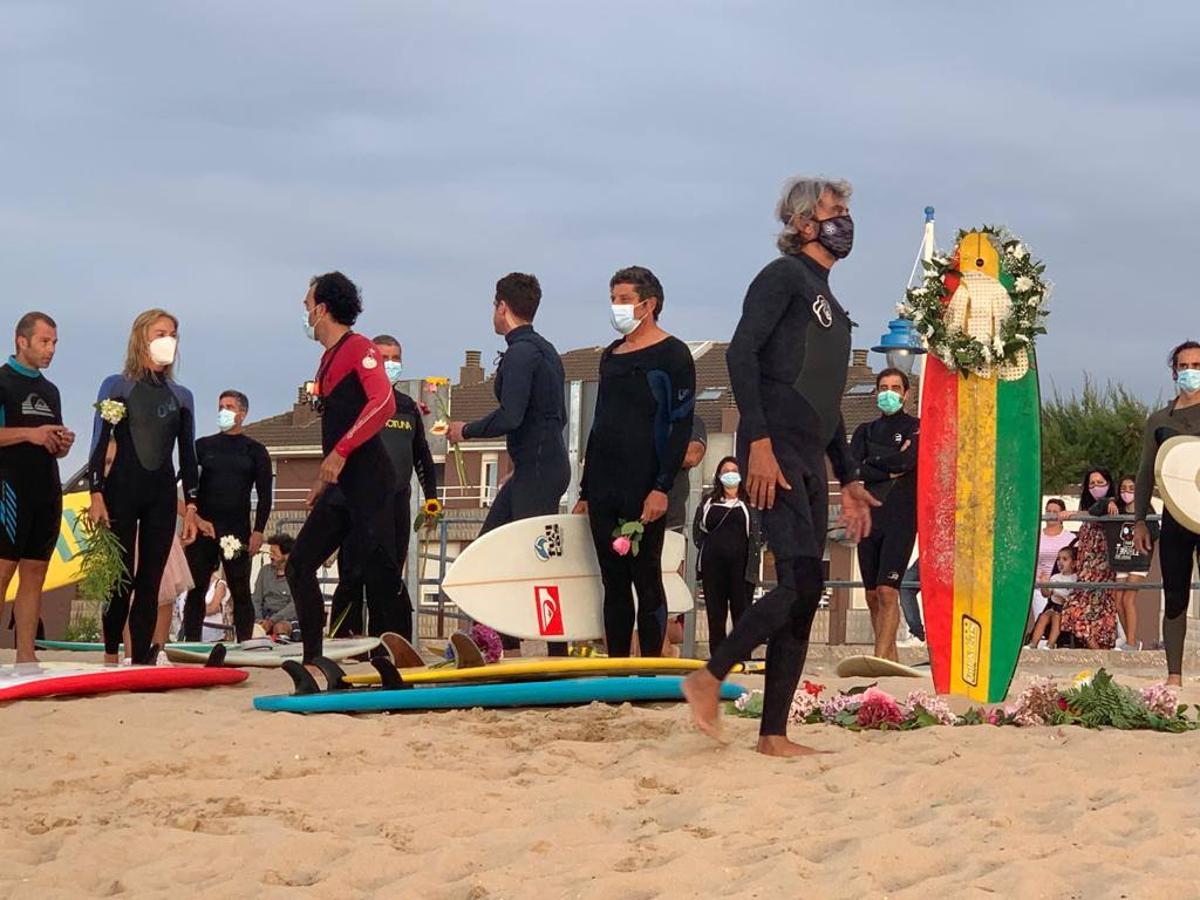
{"left": 4, "top": 1, "right": 1197, "bottom": 473}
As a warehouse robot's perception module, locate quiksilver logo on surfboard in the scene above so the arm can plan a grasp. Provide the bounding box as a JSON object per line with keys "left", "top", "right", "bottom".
{"left": 535, "top": 585, "right": 564, "bottom": 636}
{"left": 812, "top": 295, "right": 833, "bottom": 329}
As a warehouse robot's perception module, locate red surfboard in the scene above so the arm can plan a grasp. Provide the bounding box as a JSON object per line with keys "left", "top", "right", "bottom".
{"left": 0, "top": 664, "right": 247, "bottom": 702}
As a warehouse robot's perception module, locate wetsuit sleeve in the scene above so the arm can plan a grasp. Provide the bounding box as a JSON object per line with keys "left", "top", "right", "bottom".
{"left": 692, "top": 499, "right": 707, "bottom": 549}
{"left": 252, "top": 442, "right": 273, "bottom": 533}
{"left": 868, "top": 421, "right": 920, "bottom": 474}
{"left": 824, "top": 416, "right": 854, "bottom": 486}
{"left": 334, "top": 342, "right": 397, "bottom": 459}
{"left": 848, "top": 423, "right": 868, "bottom": 483}
{"left": 727, "top": 266, "right": 794, "bottom": 443}
{"left": 648, "top": 343, "right": 696, "bottom": 494}
{"left": 87, "top": 375, "right": 122, "bottom": 494}
{"left": 177, "top": 386, "right": 199, "bottom": 504}
{"left": 1134, "top": 413, "right": 1159, "bottom": 521}
{"left": 462, "top": 343, "right": 536, "bottom": 440}
{"left": 412, "top": 411, "right": 438, "bottom": 500}
{"left": 578, "top": 429, "right": 593, "bottom": 501}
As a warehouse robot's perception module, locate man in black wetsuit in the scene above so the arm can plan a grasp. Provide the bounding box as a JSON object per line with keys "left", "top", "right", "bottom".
{"left": 572, "top": 266, "right": 696, "bottom": 658}
{"left": 683, "top": 177, "right": 878, "bottom": 756}
{"left": 449, "top": 273, "right": 570, "bottom": 655}
{"left": 331, "top": 335, "right": 437, "bottom": 640}
{"left": 0, "top": 312, "right": 74, "bottom": 664}
{"left": 849, "top": 367, "right": 918, "bottom": 662}
{"left": 288, "top": 272, "right": 397, "bottom": 664}
{"left": 181, "top": 390, "right": 273, "bottom": 642}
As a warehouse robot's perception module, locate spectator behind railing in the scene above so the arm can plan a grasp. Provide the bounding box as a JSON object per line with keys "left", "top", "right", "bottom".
{"left": 1060, "top": 467, "right": 1119, "bottom": 649}
{"left": 1029, "top": 545, "right": 1078, "bottom": 649}
{"left": 1033, "top": 498, "right": 1076, "bottom": 624}
{"left": 1098, "top": 474, "right": 1158, "bottom": 651}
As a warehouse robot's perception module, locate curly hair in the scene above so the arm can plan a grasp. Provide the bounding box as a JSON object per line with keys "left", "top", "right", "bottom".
{"left": 610, "top": 266, "right": 664, "bottom": 320}
{"left": 309, "top": 271, "right": 362, "bottom": 326}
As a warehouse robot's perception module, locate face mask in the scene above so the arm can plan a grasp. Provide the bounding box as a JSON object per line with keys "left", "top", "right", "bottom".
{"left": 1177, "top": 369, "right": 1200, "bottom": 394}
{"left": 610, "top": 303, "right": 644, "bottom": 336}
{"left": 303, "top": 307, "right": 323, "bottom": 341}
{"left": 813, "top": 215, "right": 855, "bottom": 259}
{"left": 148, "top": 336, "right": 177, "bottom": 366}
{"left": 384, "top": 360, "right": 404, "bottom": 383}
{"left": 719, "top": 472, "right": 741, "bottom": 488}
{"left": 217, "top": 408, "right": 237, "bottom": 432}
{"left": 1120, "top": 491, "right": 1135, "bottom": 505}
{"left": 1089, "top": 484, "right": 1109, "bottom": 501}
{"left": 877, "top": 390, "right": 903, "bottom": 415}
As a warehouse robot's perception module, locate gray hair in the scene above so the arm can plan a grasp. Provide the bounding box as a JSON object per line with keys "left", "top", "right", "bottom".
{"left": 775, "top": 176, "right": 852, "bottom": 255}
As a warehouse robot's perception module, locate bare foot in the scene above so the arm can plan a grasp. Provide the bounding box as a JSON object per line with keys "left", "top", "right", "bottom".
{"left": 756, "top": 735, "right": 827, "bottom": 758}
{"left": 682, "top": 669, "right": 723, "bottom": 740}
{"left": 1167, "top": 674, "right": 1183, "bottom": 687}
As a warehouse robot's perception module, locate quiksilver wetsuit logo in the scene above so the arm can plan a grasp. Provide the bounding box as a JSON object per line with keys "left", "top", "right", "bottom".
{"left": 812, "top": 295, "right": 833, "bottom": 328}
{"left": 21, "top": 394, "right": 54, "bottom": 418}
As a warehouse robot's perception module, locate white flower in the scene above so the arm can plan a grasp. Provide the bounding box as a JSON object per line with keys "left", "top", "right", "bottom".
{"left": 1028, "top": 293, "right": 1042, "bottom": 306}
{"left": 219, "top": 535, "right": 243, "bottom": 560}
{"left": 96, "top": 399, "right": 126, "bottom": 425}
{"left": 1008, "top": 243, "right": 1027, "bottom": 260}
{"left": 1014, "top": 276, "right": 1034, "bottom": 293}
{"left": 896, "top": 302, "right": 913, "bottom": 318}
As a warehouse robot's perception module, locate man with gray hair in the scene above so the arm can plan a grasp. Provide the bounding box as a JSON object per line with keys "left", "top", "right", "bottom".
{"left": 684, "top": 176, "right": 879, "bottom": 756}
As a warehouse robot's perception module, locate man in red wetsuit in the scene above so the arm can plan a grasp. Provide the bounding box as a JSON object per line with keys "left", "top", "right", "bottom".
{"left": 288, "top": 271, "right": 397, "bottom": 663}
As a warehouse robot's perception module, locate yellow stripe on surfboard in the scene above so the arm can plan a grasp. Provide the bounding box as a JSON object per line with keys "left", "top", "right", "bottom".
{"left": 342, "top": 656, "right": 763, "bottom": 686}
{"left": 952, "top": 374, "right": 998, "bottom": 702}
{"left": 3, "top": 491, "right": 90, "bottom": 602}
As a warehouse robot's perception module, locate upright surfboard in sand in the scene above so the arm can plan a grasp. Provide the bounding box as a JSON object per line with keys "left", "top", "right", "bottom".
{"left": 917, "top": 232, "right": 1041, "bottom": 702}
{"left": 441, "top": 514, "right": 693, "bottom": 641}
{"left": 1156, "top": 436, "right": 1200, "bottom": 534}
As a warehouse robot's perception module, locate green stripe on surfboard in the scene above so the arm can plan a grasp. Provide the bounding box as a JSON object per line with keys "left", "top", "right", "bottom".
{"left": 988, "top": 362, "right": 1041, "bottom": 702}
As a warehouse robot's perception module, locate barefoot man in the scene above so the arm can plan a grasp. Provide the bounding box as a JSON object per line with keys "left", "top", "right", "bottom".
{"left": 683, "top": 177, "right": 879, "bottom": 756}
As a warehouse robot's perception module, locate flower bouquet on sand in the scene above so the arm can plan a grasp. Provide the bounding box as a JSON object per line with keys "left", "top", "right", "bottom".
{"left": 728, "top": 669, "right": 1199, "bottom": 733}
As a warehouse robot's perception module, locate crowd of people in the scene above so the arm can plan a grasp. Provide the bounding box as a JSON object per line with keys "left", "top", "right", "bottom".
{"left": 2, "top": 175, "right": 1199, "bottom": 752}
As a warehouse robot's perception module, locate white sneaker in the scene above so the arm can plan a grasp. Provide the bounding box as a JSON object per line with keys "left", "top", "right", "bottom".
{"left": 156, "top": 651, "right": 172, "bottom": 666}
{"left": 1037, "top": 639, "right": 1049, "bottom": 650}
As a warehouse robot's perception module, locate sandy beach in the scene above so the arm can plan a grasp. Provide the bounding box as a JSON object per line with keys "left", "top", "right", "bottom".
{"left": 2, "top": 647, "right": 1198, "bottom": 900}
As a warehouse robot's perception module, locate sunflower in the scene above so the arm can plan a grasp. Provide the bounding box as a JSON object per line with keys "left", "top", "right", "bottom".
{"left": 423, "top": 498, "right": 443, "bottom": 516}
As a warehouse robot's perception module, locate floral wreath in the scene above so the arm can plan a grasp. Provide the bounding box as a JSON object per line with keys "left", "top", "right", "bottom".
{"left": 897, "top": 225, "right": 1050, "bottom": 378}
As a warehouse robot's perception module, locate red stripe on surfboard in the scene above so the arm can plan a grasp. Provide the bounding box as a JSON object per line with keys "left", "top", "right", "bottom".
{"left": 0, "top": 666, "right": 248, "bottom": 702}
{"left": 917, "top": 356, "right": 959, "bottom": 695}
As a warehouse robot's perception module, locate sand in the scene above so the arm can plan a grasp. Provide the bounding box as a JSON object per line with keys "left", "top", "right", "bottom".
{"left": 2, "top": 647, "right": 1198, "bottom": 900}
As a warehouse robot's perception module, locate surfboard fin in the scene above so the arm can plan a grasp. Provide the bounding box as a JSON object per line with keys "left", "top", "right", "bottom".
{"left": 370, "top": 656, "right": 411, "bottom": 690}
{"left": 313, "top": 656, "right": 350, "bottom": 691}
{"left": 380, "top": 632, "right": 426, "bottom": 669}
{"left": 281, "top": 660, "right": 322, "bottom": 696}
{"left": 204, "top": 644, "right": 228, "bottom": 668}
{"left": 450, "top": 632, "right": 486, "bottom": 669}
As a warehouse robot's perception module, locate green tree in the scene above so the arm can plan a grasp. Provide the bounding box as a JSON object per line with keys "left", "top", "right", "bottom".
{"left": 1041, "top": 378, "right": 1155, "bottom": 494}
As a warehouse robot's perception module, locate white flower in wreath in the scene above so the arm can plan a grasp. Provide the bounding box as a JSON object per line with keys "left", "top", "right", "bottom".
{"left": 1028, "top": 293, "right": 1042, "bottom": 306}
{"left": 96, "top": 399, "right": 126, "bottom": 425}
{"left": 992, "top": 336, "right": 1005, "bottom": 357}
{"left": 1008, "top": 243, "right": 1027, "bottom": 260}
{"left": 896, "top": 302, "right": 913, "bottom": 318}
{"left": 1014, "top": 275, "right": 1034, "bottom": 293}
{"left": 219, "top": 535, "right": 244, "bottom": 560}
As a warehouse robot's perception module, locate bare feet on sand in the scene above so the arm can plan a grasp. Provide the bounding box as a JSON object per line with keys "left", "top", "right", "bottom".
{"left": 756, "top": 736, "right": 827, "bottom": 758}
{"left": 682, "top": 669, "right": 723, "bottom": 740}
{"left": 1167, "top": 674, "right": 1183, "bottom": 687}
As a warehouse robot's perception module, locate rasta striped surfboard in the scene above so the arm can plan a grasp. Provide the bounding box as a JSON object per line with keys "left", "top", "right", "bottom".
{"left": 917, "top": 232, "right": 1041, "bottom": 703}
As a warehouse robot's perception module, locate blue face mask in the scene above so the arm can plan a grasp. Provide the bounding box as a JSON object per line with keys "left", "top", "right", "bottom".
{"left": 877, "top": 390, "right": 903, "bottom": 415}
{"left": 217, "top": 408, "right": 237, "bottom": 432}
{"left": 1177, "top": 369, "right": 1200, "bottom": 394}
{"left": 719, "top": 472, "right": 741, "bottom": 488}
{"left": 302, "top": 306, "right": 323, "bottom": 342}
{"left": 384, "top": 360, "right": 404, "bottom": 383}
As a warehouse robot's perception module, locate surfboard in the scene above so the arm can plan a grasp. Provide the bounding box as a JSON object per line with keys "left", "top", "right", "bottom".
{"left": 164, "top": 637, "right": 380, "bottom": 668}
{"left": 254, "top": 675, "right": 746, "bottom": 714}
{"left": 0, "top": 663, "right": 247, "bottom": 702}
{"left": 441, "top": 514, "right": 693, "bottom": 641}
{"left": 3, "top": 491, "right": 92, "bottom": 602}
{"left": 916, "top": 232, "right": 1041, "bottom": 703}
{"left": 835, "top": 655, "right": 925, "bottom": 679}
{"left": 1156, "top": 436, "right": 1200, "bottom": 534}
{"left": 35, "top": 640, "right": 213, "bottom": 653}
{"left": 339, "top": 655, "right": 765, "bottom": 687}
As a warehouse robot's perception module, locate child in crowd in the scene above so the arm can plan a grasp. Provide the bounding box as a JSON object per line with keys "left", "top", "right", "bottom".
{"left": 1028, "top": 545, "right": 1077, "bottom": 649}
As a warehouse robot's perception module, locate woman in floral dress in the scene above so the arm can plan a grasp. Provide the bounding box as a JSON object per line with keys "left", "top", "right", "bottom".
{"left": 1060, "top": 467, "right": 1118, "bottom": 649}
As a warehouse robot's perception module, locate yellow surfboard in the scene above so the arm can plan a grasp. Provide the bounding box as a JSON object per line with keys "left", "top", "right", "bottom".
{"left": 3, "top": 491, "right": 91, "bottom": 601}
{"left": 342, "top": 656, "right": 764, "bottom": 687}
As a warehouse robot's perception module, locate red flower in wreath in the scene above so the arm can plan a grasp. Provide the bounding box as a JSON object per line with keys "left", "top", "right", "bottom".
{"left": 802, "top": 680, "right": 825, "bottom": 696}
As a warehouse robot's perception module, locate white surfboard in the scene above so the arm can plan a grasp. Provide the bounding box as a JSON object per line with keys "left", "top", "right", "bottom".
{"left": 1156, "top": 436, "right": 1200, "bottom": 534}
{"left": 441, "top": 514, "right": 694, "bottom": 641}
{"left": 164, "top": 637, "right": 380, "bottom": 668}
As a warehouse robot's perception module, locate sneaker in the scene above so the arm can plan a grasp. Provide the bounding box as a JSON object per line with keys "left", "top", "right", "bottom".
{"left": 156, "top": 650, "right": 172, "bottom": 666}
{"left": 1037, "top": 639, "right": 1049, "bottom": 650}
{"left": 897, "top": 636, "right": 925, "bottom": 648}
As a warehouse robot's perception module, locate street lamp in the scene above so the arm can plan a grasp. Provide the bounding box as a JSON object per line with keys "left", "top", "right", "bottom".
{"left": 872, "top": 317, "right": 926, "bottom": 375}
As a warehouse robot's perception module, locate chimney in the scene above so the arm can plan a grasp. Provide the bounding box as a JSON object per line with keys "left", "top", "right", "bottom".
{"left": 459, "top": 350, "right": 484, "bottom": 386}
{"left": 292, "top": 382, "right": 319, "bottom": 428}
{"left": 851, "top": 349, "right": 869, "bottom": 369}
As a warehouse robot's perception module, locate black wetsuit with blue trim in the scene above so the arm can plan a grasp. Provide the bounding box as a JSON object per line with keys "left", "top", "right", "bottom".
{"left": 88, "top": 373, "right": 198, "bottom": 662}
{"left": 581, "top": 336, "right": 695, "bottom": 657}
{"left": 0, "top": 357, "right": 63, "bottom": 563}
{"left": 709, "top": 253, "right": 856, "bottom": 736}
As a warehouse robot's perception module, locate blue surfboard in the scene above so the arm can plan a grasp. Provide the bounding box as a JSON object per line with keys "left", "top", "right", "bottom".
{"left": 253, "top": 675, "right": 746, "bottom": 714}
{"left": 36, "top": 640, "right": 214, "bottom": 653}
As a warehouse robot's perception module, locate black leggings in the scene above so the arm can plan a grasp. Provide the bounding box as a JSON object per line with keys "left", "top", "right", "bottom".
{"left": 709, "top": 556, "right": 824, "bottom": 736}
{"left": 101, "top": 474, "right": 176, "bottom": 661}
{"left": 587, "top": 497, "right": 668, "bottom": 658}
{"left": 701, "top": 555, "right": 752, "bottom": 656}
{"left": 330, "top": 490, "right": 413, "bottom": 641}
{"left": 287, "top": 487, "right": 399, "bottom": 663}
{"left": 181, "top": 527, "right": 254, "bottom": 642}
{"left": 1160, "top": 510, "right": 1200, "bottom": 675}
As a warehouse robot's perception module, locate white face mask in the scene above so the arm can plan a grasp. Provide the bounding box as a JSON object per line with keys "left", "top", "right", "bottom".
{"left": 217, "top": 408, "right": 237, "bottom": 432}
{"left": 610, "top": 301, "right": 646, "bottom": 336}
{"left": 148, "top": 335, "right": 177, "bottom": 366}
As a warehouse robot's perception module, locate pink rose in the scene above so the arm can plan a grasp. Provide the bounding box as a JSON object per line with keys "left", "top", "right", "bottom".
{"left": 855, "top": 686, "right": 904, "bottom": 728}
{"left": 612, "top": 536, "right": 632, "bottom": 556}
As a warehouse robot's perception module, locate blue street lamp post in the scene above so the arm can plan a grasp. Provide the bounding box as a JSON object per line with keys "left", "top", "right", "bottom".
{"left": 872, "top": 317, "right": 926, "bottom": 375}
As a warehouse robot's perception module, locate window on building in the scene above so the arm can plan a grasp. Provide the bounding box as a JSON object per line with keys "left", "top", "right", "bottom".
{"left": 481, "top": 454, "right": 499, "bottom": 505}
{"left": 696, "top": 388, "right": 724, "bottom": 401}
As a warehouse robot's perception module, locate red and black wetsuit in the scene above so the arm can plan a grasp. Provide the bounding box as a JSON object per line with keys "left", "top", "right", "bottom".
{"left": 285, "top": 332, "right": 396, "bottom": 662}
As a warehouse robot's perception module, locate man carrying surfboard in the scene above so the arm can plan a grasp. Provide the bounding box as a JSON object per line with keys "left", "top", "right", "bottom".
{"left": 448, "top": 273, "right": 570, "bottom": 655}
{"left": 683, "top": 177, "right": 878, "bottom": 757}
{"left": 1133, "top": 340, "right": 1200, "bottom": 687}
{"left": 0, "top": 312, "right": 74, "bottom": 664}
